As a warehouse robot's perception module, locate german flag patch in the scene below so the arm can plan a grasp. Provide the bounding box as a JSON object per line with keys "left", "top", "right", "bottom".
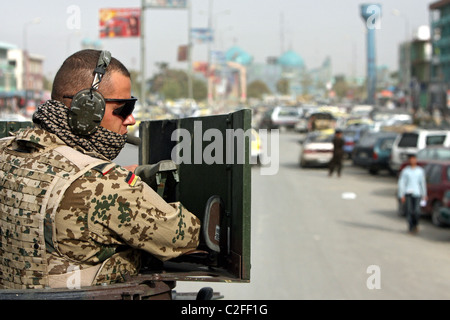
{"left": 125, "top": 171, "right": 138, "bottom": 187}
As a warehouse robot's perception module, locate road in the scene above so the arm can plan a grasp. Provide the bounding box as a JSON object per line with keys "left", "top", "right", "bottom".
{"left": 116, "top": 131, "right": 450, "bottom": 300}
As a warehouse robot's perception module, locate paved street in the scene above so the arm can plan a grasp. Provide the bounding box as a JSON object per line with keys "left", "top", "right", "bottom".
{"left": 117, "top": 131, "right": 450, "bottom": 300}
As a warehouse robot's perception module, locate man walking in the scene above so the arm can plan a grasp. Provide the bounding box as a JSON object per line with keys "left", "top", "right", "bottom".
{"left": 397, "top": 154, "right": 427, "bottom": 234}
{"left": 328, "top": 129, "right": 344, "bottom": 177}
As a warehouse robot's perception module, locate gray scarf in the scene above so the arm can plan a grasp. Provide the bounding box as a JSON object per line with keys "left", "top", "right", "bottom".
{"left": 32, "top": 100, "right": 126, "bottom": 160}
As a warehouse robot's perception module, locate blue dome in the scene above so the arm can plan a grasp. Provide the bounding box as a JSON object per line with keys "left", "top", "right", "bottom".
{"left": 278, "top": 50, "right": 304, "bottom": 67}
{"left": 225, "top": 46, "right": 252, "bottom": 66}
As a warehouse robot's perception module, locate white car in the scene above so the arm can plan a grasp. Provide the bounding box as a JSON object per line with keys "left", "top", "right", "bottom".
{"left": 389, "top": 129, "right": 450, "bottom": 173}
{"left": 299, "top": 131, "right": 334, "bottom": 167}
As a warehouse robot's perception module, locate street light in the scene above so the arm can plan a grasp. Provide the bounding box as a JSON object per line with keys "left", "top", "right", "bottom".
{"left": 22, "top": 17, "right": 41, "bottom": 109}
{"left": 23, "top": 17, "right": 42, "bottom": 52}
{"left": 392, "top": 9, "right": 410, "bottom": 42}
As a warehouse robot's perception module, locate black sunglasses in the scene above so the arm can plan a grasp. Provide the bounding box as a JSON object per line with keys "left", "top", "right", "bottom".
{"left": 63, "top": 95, "right": 138, "bottom": 119}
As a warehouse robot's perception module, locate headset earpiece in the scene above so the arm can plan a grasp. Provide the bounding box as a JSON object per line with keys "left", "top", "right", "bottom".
{"left": 67, "top": 50, "right": 111, "bottom": 136}
{"left": 68, "top": 89, "right": 106, "bottom": 135}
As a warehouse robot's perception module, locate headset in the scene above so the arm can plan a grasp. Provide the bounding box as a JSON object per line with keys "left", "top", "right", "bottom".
{"left": 66, "top": 50, "right": 112, "bottom": 136}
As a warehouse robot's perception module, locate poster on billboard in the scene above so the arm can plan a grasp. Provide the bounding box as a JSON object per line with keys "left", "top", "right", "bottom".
{"left": 191, "top": 28, "right": 214, "bottom": 44}
{"left": 144, "top": 0, "right": 187, "bottom": 9}
{"left": 99, "top": 8, "right": 141, "bottom": 38}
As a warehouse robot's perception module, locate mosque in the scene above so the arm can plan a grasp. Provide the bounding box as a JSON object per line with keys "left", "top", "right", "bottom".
{"left": 218, "top": 45, "right": 332, "bottom": 102}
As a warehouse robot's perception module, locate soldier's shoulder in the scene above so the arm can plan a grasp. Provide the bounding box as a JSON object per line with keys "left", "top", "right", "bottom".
{"left": 91, "top": 162, "right": 141, "bottom": 188}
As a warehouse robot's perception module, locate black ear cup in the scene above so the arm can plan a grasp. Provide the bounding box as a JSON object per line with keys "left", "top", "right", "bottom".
{"left": 68, "top": 89, "right": 106, "bottom": 135}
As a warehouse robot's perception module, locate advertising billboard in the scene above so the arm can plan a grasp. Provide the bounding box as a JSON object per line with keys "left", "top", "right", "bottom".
{"left": 191, "top": 28, "right": 214, "bottom": 44}
{"left": 144, "top": 0, "right": 187, "bottom": 9}
{"left": 99, "top": 8, "right": 141, "bottom": 38}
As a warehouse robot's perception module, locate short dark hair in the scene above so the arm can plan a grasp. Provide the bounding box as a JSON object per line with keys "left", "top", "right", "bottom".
{"left": 51, "top": 49, "right": 130, "bottom": 103}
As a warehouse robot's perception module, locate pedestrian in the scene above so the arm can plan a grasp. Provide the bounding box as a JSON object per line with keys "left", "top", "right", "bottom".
{"left": 0, "top": 49, "right": 201, "bottom": 289}
{"left": 328, "top": 129, "right": 344, "bottom": 177}
{"left": 397, "top": 154, "right": 427, "bottom": 234}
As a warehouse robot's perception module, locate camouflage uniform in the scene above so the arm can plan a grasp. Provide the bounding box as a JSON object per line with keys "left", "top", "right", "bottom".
{"left": 0, "top": 128, "right": 201, "bottom": 289}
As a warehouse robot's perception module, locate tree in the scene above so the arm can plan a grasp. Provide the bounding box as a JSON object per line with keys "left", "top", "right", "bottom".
{"left": 247, "top": 80, "right": 271, "bottom": 99}
{"left": 332, "top": 75, "right": 349, "bottom": 101}
{"left": 276, "top": 78, "right": 290, "bottom": 95}
{"left": 149, "top": 63, "right": 207, "bottom": 101}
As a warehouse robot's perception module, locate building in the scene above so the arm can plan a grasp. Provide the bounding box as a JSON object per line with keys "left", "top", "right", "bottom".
{"left": 396, "top": 26, "right": 432, "bottom": 113}
{"left": 7, "top": 48, "right": 44, "bottom": 115}
{"left": 430, "top": 0, "right": 450, "bottom": 115}
{"left": 0, "top": 42, "right": 18, "bottom": 113}
{"left": 277, "top": 49, "right": 306, "bottom": 98}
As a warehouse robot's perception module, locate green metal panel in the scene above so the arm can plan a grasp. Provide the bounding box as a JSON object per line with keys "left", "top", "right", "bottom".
{"left": 0, "top": 121, "right": 32, "bottom": 138}
{"left": 139, "top": 109, "right": 251, "bottom": 282}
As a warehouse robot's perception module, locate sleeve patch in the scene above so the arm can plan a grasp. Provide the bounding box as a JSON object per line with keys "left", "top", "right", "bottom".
{"left": 125, "top": 171, "right": 138, "bottom": 187}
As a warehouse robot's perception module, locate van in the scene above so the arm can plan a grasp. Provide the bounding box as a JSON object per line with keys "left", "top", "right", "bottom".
{"left": 389, "top": 129, "right": 450, "bottom": 173}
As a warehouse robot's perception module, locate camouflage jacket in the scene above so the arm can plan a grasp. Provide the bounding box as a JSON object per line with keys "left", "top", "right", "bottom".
{"left": 0, "top": 128, "right": 201, "bottom": 289}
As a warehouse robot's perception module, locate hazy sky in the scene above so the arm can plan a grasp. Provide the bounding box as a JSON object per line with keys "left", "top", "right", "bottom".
{"left": 1, "top": 0, "right": 434, "bottom": 80}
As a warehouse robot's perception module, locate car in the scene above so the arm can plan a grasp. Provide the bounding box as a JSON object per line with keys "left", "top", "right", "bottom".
{"left": 342, "top": 124, "right": 371, "bottom": 159}
{"left": 417, "top": 146, "right": 450, "bottom": 161}
{"left": 422, "top": 161, "right": 450, "bottom": 226}
{"left": 251, "top": 128, "right": 262, "bottom": 165}
{"left": 259, "top": 106, "right": 300, "bottom": 130}
{"left": 352, "top": 131, "right": 399, "bottom": 175}
{"left": 294, "top": 114, "right": 309, "bottom": 133}
{"left": 370, "top": 108, "right": 413, "bottom": 131}
{"left": 389, "top": 129, "right": 450, "bottom": 173}
{"left": 299, "top": 131, "right": 334, "bottom": 168}
{"left": 307, "top": 112, "right": 336, "bottom": 132}
{"left": 437, "top": 190, "right": 450, "bottom": 226}
{"left": 398, "top": 146, "right": 450, "bottom": 173}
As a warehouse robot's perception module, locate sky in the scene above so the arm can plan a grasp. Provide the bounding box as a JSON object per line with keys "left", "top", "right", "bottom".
{"left": 0, "top": 0, "right": 435, "bottom": 81}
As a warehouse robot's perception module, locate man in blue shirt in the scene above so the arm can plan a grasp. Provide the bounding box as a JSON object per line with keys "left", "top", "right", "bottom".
{"left": 398, "top": 154, "right": 428, "bottom": 234}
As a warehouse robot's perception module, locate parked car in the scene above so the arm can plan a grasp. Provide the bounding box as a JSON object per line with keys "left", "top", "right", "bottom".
{"left": 352, "top": 131, "right": 398, "bottom": 175}
{"left": 342, "top": 124, "right": 371, "bottom": 159}
{"left": 417, "top": 146, "right": 450, "bottom": 161}
{"left": 251, "top": 128, "right": 262, "bottom": 165}
{"left": 307, "top": 112, "right": 336, "bottom": 132}
{"left": 438, "top": 190, "right": 450, "bottom": 226}
{"left": 422, "top": 161, "right": 450, "bottom": 226}
{"left": 259, "top": 106, "right": 300, "bottom": 130}
{"left": 370, "top": 108, "right": 413, "bottom": 131}
{"left": 299, "top": 131, "right": 334, "bottom": 168}
{"left": 389, "top": 129, "right": 450, "bottom": 173}
{"left": 398, "top": 146, "right": 450, "bottom": 173}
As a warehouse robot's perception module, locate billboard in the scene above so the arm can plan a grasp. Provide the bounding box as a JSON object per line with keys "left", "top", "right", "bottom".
{"left": 191, "top": 28, "right": 214, "bottom": 44}
{"left": 99, "top": 8, "right": 141, "bottom": 38}
{"left": 144, "top": 0, "right": 187, "bottom": 9}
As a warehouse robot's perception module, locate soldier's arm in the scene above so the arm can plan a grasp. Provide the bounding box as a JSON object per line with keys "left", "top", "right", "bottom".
{"left": 87, "top": 165, "right": 201, "bottom": 261}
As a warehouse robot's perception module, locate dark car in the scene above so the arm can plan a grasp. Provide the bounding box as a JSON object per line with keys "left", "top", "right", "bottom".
{"left": 259, "top": 106, "right": 300, "bottom": 130}
{"left": 438, "top": 190, "right": 450, "bottom": 226}
{"left": 352, "top": 131, "right": 399, "bottom": 175}
{"left": 342, "top": 124, "right": 371, "bottom": 159}
{"left": 397, "top": 146, "right": 450, "bottom": 173}
{"left": 422, "top": 161, "right": 450, "bottom": 226}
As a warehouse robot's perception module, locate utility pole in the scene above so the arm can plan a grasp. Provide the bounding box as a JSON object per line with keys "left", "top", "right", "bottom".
{"left": 140, "top": 0, "right": 146, "bottom": 110}
{"left": 187, "top": 0, "right": 193, "bottom": 103}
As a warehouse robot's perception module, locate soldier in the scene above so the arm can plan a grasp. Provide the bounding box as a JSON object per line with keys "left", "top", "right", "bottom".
{"left": 0, "top": 50, "right": 201, "bottom": 289}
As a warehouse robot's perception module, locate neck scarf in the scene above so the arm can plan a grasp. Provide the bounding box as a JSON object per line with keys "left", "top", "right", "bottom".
{"left": 32, "top": 100, "right": 126, "bottom": 160}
